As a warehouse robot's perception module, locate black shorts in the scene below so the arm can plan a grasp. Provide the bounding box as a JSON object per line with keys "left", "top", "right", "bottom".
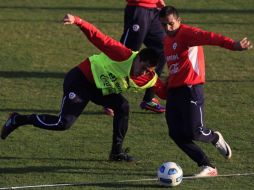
{"left": 120, "top": 5, "right": 165, "bottom": 52}
{"left": 61, "top": 67, "right": 127, "bottom": 117}
{"left": 165, "top": 85, "right": 214, "bottom": 142}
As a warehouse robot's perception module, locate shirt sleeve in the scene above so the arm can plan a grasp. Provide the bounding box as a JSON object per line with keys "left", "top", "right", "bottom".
{"left": 152, "top": 77, "right": 167, "bottom": 100}
{"left": 74, "top": 16, "right": 132, "bottom": 61}
{"left": 131, "top": 70, "right": 167, "bottom": 99}
{"left": 185, "top": 25, "right": 236, "bottom": 50}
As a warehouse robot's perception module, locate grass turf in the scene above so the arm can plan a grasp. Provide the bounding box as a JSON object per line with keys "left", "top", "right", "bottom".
{"left": 0, "top": 0, "right": 254, "bottom": 189}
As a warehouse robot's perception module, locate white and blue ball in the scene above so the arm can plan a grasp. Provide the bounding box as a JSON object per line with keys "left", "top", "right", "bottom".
{"left": 157, "top": 162, "right": 183, "bottom": 187}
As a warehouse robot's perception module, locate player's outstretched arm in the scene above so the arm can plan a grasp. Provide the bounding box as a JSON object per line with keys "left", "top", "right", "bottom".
{"left": 234, "top": 37, "right": 253, "bottom": 51}
{"left": 62, "top": 13, "right": 132, "bottom": 61}
{"left": 63, "top": 14, "right": 75, "bottom": 25}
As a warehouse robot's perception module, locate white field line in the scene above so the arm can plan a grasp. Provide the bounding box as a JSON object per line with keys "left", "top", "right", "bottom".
{"left": 0, "top": 173, "right": 254, "bottom": 190}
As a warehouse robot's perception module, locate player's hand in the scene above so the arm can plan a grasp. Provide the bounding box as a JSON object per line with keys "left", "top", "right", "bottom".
{"left": 157, "top": 0, "right": 166, "bottom": 9}
{"left": 63, "top": 14, "right": 75, "bottom": 25}
{"left": 234, "top": 37, "right": 253, "bottom": 51}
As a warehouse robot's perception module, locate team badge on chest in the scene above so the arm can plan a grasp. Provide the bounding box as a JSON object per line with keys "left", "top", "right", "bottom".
{"left": 173, "top": 42, "right": 177, "bottom": 50}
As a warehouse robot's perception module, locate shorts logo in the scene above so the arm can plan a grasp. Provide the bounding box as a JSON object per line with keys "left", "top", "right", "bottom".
{"left": 69, "top": 92, "right": 76, "bottom": 99}
{"left": 132, "top": 24, "right": 140, "bottom": 32}
{"left": 173, "top": 42, "right": 177, "bottom": 50}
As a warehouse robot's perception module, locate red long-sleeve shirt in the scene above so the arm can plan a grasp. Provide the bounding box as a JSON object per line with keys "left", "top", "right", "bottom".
{"left": 74, "top": 17, "right": 167, "bottom": 99}
{"left": 126, "top": 0, "right": 165, "bottom": 8}
{"left": 164, "top": 24, "right": 236, "bottom": 89}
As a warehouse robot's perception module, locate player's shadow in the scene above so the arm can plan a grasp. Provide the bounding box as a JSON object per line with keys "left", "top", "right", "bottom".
{"left": 132, "top": 111, "right": 164, "bottom": 115}
{"left": 0, "top": 156, "right": 155, "bottom": 176}
{"left": 0, "top": 108, "right": 105, "bottom": 115}
{"left": 0, "top": 165, "right": 150, "bottom": 175}
{"left": 0, "top": 18, "right": 123, "bottom": 24}
{"left": 1, "top": 71, "right": 254, "bottom": 83}
{"left": 0, "top": 6, "right": 124, "bottom": 12}
{"left": 0, "top": 156, "right": 160, "bottom": 188}
{"left": 0, "top": 18, "right": 252, "bottom": 25}
{"left": 0, "top": 6, "right": 253, "bottom": 14}
{"left": 0, "top": 71, "right": 65, "bottom": 79}
{"left": 0, "top": 156, "right": 153, "bottom": 172}
{"left": 0, "top": 181, "right": 160, "bottom": 189}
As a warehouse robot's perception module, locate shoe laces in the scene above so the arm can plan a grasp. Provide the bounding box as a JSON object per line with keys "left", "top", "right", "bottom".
{"left": 151, "top": 98, "right": 160, "bottom": 104}
{"left": 146, "top": 101, "right": 159, "bottom": 107}
{"left": 119, "top": 147, "right": 131, "bottom": 159}
{"left": 196, "top": 166, "right": 217, "bottom": 176}
{"left": 215, "top": 136, "right": 226, "bottom": 151}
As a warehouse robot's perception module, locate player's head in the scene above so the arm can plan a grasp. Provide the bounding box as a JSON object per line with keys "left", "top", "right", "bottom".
{"left": 159, "top": 6, "right": 181, "bottom": 36}
{"left": 131, "top": 48, "right": 159, "bottom": 76}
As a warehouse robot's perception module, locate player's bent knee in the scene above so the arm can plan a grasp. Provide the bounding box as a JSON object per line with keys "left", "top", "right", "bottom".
{"left": 192, "top": 127, "right": 211, "bottom": 141}
{"left": 113, "top": 100, "right": 129, "bottom": 114}
{"left": 59, "top": 115, "right": 77, "bottom": 130}
{"left": 120, "top": 101, "right": 129, "bottom": 114}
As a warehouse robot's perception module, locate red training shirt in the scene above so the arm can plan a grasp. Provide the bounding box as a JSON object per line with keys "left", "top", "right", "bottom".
{"left": 163, "top": 24, "right": 236, "bottom": 89}
{"left": 126, "top": 0, "right": 165, "bottom": 8}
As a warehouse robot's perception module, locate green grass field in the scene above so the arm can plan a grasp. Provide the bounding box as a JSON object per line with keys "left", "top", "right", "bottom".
{"left": 0, "top": 0, "right": 254, "bottom": 189}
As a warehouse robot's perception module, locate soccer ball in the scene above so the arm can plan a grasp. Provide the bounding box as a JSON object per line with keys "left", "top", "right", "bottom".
{"left": 157, "top": 162, "right": 183, "bottom": 187}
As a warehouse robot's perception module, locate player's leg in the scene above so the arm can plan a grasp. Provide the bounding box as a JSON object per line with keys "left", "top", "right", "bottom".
{"left": 140, "top": 9, "right": 166, "bottom": 113}
{"left": 165, "top": 91, "right": 214, "bottom": 167}
{"left": 1, "top": 67, "right": 90, "bottom": 139}
{"left": 120, "top": 5, "right": 149, "bottom": 51}
{"left": 144, "top": 9, "right": 166, "bottom": 77}
{"left": 103, "top": 5, "right": 149, "bottom": 116}
{"left": 109, "top": 95, "right": 130, "bottom": 158}
{"left": 21, "top": 92, "right": 88, "bottom": 131}
{"left": 182, "top": 85, "right": 217, "bottom": 142}
{"left": 186, "top": 85, "right": 232, "bottom": 159}
{"left": 165, "top": 86, "right": 217, "bottom": 176}
{"left": 91, "top": 93, "right": 133, "bottom": 162}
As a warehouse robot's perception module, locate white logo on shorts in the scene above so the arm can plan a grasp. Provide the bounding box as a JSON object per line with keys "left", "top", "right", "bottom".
{"left": 69, "top": 92, "right": 76, "bottom": 99}
{"left": 132, "top": 24, "right": 140, "bottom": 32}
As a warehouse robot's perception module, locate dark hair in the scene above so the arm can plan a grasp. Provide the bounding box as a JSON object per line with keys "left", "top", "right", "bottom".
{"left": 137, "top": 48, "right": 159, "bottom": 67}
{"left": 159, "top": 5, "right": 179, "bottom": 18}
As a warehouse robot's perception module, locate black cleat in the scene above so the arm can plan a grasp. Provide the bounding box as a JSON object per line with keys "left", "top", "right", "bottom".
{"left": 1, "top": 112, "right": 20, "bottom": 139}
{"left": 109, "top": 148, "right": 135, "bottom": 162}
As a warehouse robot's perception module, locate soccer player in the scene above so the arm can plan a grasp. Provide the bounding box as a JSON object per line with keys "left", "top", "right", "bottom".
{"left": 159, "top": 6, "right": 252, "bottom": 176}
{"left": 1, "top": 14, "right": 167, "bottom": 162}
{"left": 104, "top": 0, "right": 167, "bottom": 115}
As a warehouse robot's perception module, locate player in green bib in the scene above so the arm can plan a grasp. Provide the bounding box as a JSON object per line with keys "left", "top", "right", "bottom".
{"left": 1, "top": 14, "right": 167, "bottom": 162}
